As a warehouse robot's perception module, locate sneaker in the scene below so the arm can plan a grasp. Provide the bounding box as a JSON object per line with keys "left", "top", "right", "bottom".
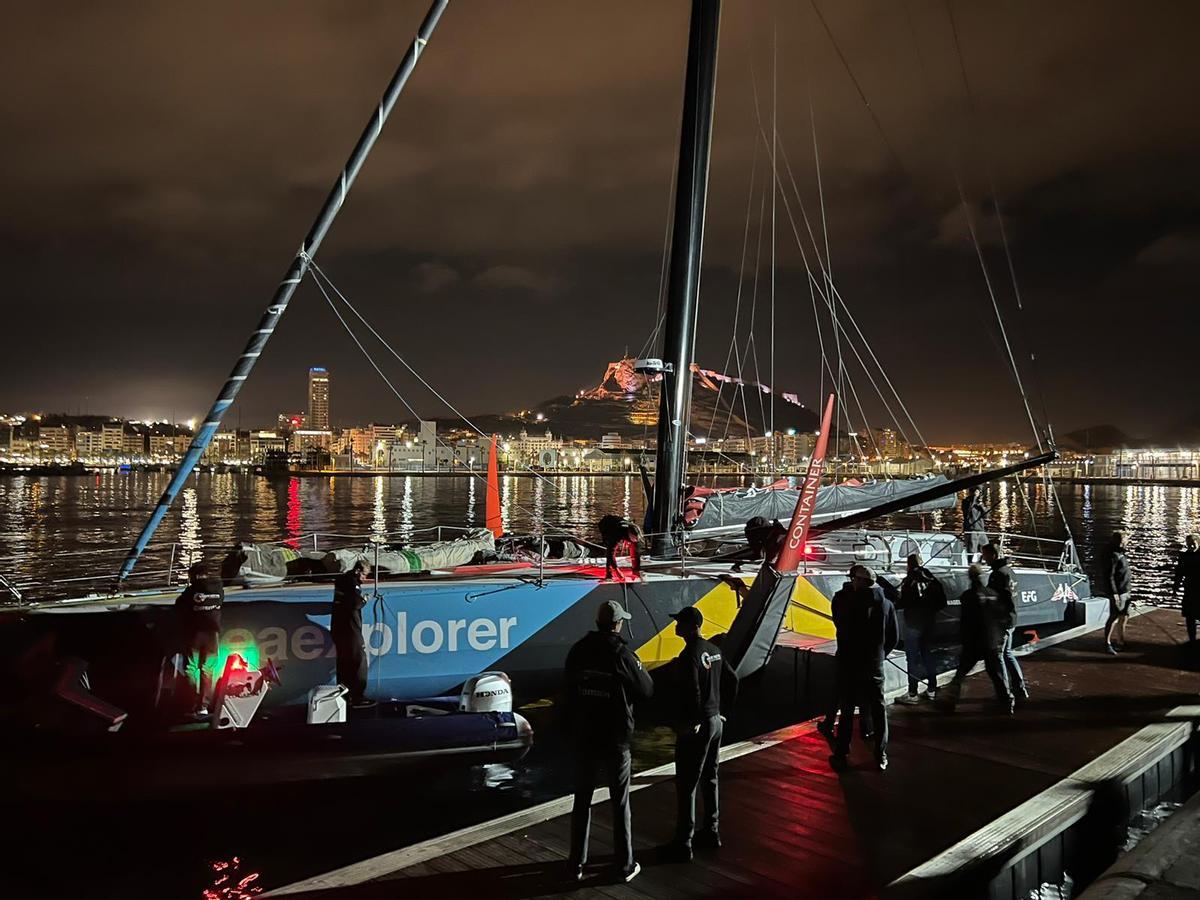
{"left": 923, "top": 689, "right": 939, "bottom": 701}
{"left": 1106, "top": 643, "right": 1118, "bottom": 655}
{"left": 618, "top": 861, "right": 642, "bottom": 883}
{"left": 895, "top": 693, "right": 920, "bottom": 706}
{"left": 568, "top": 862, "right": 585, "bottom": 883}
{"left": 877, "top": 753, "right": 889, "bottom": 771}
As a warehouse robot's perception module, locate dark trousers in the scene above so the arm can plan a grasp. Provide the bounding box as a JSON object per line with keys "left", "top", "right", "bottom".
{"left": 333, "top": 629, "right": 368, "bottom": 702}
{"left": 675, "top": 715, "right": 722, "bottom": 845}
{"left": 823, "top": 667, "right": 873, "bottom": 737}
{"left": 570, "top": 741, "right": 633, "bottom": 873}
{"left": 834, "top": 667, "right": 887, "bottom": 759}
{"left": 186, "top": 630, "right": 219, "bottom": 712}
{"left": 948, "top": 638, "right": 1012, "bottom": 703}
{"left": 1188, "top": 618, "right": 1198, "bottom": 643}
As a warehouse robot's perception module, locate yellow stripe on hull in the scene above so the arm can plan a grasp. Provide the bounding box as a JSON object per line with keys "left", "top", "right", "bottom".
{"left": 634, "top": 573, "right": 836, "bottom": 669}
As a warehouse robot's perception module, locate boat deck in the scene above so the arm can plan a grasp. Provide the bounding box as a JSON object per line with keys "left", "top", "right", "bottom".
{"left": 268, "top": 607, "right": 1200, "bottom": 899}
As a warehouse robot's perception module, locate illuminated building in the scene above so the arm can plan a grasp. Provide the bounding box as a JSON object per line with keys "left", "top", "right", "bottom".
{"left": 308, "top": 367, "right": 330, "bottom": 431}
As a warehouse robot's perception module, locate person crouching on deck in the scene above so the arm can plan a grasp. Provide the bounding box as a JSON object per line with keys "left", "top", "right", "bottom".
{"left": 597, "top": 515, "right": 642, "bottom": 581}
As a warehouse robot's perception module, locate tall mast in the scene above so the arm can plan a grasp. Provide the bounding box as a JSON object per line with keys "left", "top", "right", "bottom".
{"left": 117, "top": 0, "right": 451, "bottom": 583}
{"left": 650, "top": 0, "right": 722, "bottom": 558}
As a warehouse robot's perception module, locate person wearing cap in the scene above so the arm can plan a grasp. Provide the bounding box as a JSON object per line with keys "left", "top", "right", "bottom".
{"left": 829, "top": 564, "right": 899, "bottom": 772}
{"left": 175, "top": 559, "right": 224, "bottom": 716}
{"left": 563, "top": 598, "right": 654, "bottom": 884}
{"left": 666, "top": 605, "right": 737, "bottom": 862}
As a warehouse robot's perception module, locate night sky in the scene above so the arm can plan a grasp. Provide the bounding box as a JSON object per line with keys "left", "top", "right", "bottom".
{"left": 2, "top": 1, "right": 1197, "bottom": 442}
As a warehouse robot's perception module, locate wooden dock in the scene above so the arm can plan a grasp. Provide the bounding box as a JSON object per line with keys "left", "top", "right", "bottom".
{"left": 269, "top": 608, "right": 1200, "bottom": 899}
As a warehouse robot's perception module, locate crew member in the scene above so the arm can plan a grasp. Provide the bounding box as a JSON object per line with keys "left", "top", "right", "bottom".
{"left": 564, "top": 599, "right": 653, "bottom": 885}
{"left": 962, "top": 486, "right": 988, "bottom": 562}
{"left": 829, "top": 564, "right": 899, "bottom": 772}
{"left": 175, "top": 560, "right": 224, "bottom": 715}
{"left": 1103, "top": 530, "right": 1133, "bottom": 654}
{"left": 1174, "top": 535, "right": 1200, "bottom": 643}
{"left": 936, "top": 564, "right": 1014, "bottom": 714}
{"left": 332, "top": 559, "right": 374, "bottom": 709}
{"left": 598, "top": 515, "right": 642, "bottom": 581}
{"left": 982, "top": 543, "right": 1027, "bottom": 699}
{"left": 893, "top": 553, "right": 947, "bottom": 705}
{"left": 667, "top": 605, "right": 736, "bottom": 861}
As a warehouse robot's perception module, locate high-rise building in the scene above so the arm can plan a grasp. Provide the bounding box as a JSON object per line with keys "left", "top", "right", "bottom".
{"left": 308, "top": 367, "right": 330, "bottom": 431}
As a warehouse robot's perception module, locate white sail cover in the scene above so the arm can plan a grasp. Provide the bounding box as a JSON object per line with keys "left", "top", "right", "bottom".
{"left": 691, "top": 476, "right": 956, "bottom": 533}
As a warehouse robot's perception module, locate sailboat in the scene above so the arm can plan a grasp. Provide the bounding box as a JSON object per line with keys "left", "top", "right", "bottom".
{"left": 1, "top": 0, "right": 1093, "bottom": 754}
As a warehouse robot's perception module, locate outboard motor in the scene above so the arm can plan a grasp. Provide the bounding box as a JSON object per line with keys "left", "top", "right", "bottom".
{"left": 459, "top": 671, "right": 513, "bottom": 713}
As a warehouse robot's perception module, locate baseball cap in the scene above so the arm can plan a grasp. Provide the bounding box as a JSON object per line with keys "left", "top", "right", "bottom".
{"left": 597, "top": 599, "right": 633, "bottom": 625}
{"left": 669, "top": 606, "right": 704, "bottom": 629}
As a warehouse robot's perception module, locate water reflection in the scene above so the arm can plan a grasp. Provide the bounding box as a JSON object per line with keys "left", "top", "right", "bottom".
{"left": 285, "top": 477, "right": 302, "bottom": 548}
{"left": 467, "top": 474, "right": 476, "bottom": 526}
{"left": 180, "top": 487, "right": 202, "bottom": 566}
{"left": 400, "top": 476, "right": 414, "bottom": 542}
{"left": 370, "top": 476, "right": 387, "bottom": 544}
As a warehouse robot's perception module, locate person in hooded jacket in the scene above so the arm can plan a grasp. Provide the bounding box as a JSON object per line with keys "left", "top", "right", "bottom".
{"left": 564, "top": 599, "right": 654, "bottom": 885}
{"left": 1174, "top": 535, "right": 1200, "bottom": 643}
{"left": 829, "top": 565, "right": 899, "bottom": 772}
{"left": 982, "top": 543, "right": 1027, "bottom": 700}
{"left": 962, "top": 486, "right": 989, "bottom": 562}
{"left": 666, "top": 605, "right": 739, "bottom": 862}
{"left": 175, "top": 560, "right": 224, "bottom": 715}
{"left": 1103, "top": 531, "right": 1133, "bottom": 654}
{"left": 331, "top": 560, "right": 374, "bottom": 709}
{"left": 894, "top": 553, "right": 947, "bottom": 705}
{"left": 937, "top": 563, "right": 1014, "bottom": 714}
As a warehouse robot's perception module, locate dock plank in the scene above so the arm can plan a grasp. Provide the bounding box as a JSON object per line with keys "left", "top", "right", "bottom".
{"left": 271, "top": 610, "right": 1200, "bottom": 898}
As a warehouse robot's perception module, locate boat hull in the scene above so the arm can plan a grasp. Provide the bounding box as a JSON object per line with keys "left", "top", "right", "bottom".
{"left": 3, "top": 563, "right": 1091, "bottom": 713}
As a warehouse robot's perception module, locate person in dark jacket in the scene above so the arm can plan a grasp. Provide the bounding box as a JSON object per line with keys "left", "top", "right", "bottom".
{"left": 894, "top": 554, "right": 947, "bottom": 705}
{"left": 1174, "top": 535, "right": 1200, "bottom": 642}
{"left": 331, "top": 560, "right": 374, "bottom": 709}
{"left": 937, "top": 563, "right": 1014, "bottom": 714}
{"left": 564, "top": 599, "right": 653, "bottom": 884}
{"left": 1103, "top": 531, "right": 1133, "bottom": 654}
{"left": 666, "top": 606, "right": 738, "bottom": 862}
{"left": 175, "top": 560, "right": 224, "bottom": 715}
{"left": 982, "top": 543, "right": 1027, "bottom": 700}
{"left": 962, "top": 486, "right": 988, "bottom": 562}
{"left": 829, "top": 565, "right": 899, "bottom": 771}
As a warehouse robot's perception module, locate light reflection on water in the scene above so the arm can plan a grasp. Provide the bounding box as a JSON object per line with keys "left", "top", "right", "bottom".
{"left": 0, "top": 474, "right": 1196, "bottom": 605}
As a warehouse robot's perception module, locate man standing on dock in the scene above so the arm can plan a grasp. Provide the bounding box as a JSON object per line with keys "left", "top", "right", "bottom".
{"left": 667, "top": 605, "right": 735, "bottom": 862}
{"left": 894, "top": 553, "right": 946, "bottom": 705}
{"left": 563, "top": 599, "right": 653, "bottom": 884}
{"left": 829, "top": 565, "right": 899, "bottom": 772}
{"left": 332, "top": 559, "right": 374, "bottom": 709}
{"left": 1173, "top": 535, "right": 1200, "bottom": 643}
{"left": 1103, "top": 531, "right": 1133, "bottom": 654}
{"left": 982, "top": 543, "right": 1028, "bottom": 701}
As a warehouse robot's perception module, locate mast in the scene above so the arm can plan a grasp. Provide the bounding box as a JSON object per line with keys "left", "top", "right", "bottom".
{"left": 117, "top": 0, "right": 451, "bottom": 583}
{"left": 650, "top": 0, "right": 722, "bottom": 558}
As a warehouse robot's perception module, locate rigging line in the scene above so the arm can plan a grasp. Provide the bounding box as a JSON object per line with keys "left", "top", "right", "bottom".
{"left": 711, "top": 138, "right": 762, "bottom": 438}
{"left": 944, "top": 2, "right": 1044, "bottom": 456}
{"left": 770, "top": 14, "right": 778, "bottom": 440}
{"left": 808, "top": 0, "right": 906, "bottom": 176}
{"left": 952, "top": 173, "right": 1042, "bottom": 451}
{"left": 308, "top": 260, "right": 573, "bottom": 504}
{"left": 313, "top": 274, "right": 585, "bottom": 544}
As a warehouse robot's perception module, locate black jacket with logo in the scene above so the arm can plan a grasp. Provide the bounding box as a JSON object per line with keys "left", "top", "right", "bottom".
{"left": 987, "top": 556, "right": 1018, "bottom": 629}
{"left": 563, "top": 630, "right": 654, "bottom": 743}
{"left": 896, "top": 566, "right": 947, "bottom": 630}
{"left": 675, "top": 636, "right": 737, "bottom": 726}
{"left": 175, "top": 577, "right": 224, "bottom": 636}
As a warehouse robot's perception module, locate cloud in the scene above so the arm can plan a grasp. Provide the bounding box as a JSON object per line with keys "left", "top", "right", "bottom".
{"left": 1136, "top": 231, "right": 1200, "bottom": 265}
{"left": 412, "top": 260, "right": 461, "bottom": 293}
{"left": 474, "top": 264, "right": 564, "bottom": 295}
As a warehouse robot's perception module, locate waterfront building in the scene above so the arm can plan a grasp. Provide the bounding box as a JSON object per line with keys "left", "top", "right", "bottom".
{"left": 37, "top": 425, "right": 72, "bottom": 458}
{"left": 100, "top": 423, "right": 124, "bottom": 454}
{"left": 121, "top": 427, "right": 146, "bottom": 456}
{"left": 74, "top": 428, "right": 102, "bottom": 458}
{"left": 308, "top": 367, "right": 330, "bottom": 431}
{"left": 249, "top": 431, "right": 287, "bottom": 463}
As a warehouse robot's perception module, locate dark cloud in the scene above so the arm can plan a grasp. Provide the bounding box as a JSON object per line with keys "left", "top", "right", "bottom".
{"left": 2, "top": 1, "right": 1198, "bottom": 441}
